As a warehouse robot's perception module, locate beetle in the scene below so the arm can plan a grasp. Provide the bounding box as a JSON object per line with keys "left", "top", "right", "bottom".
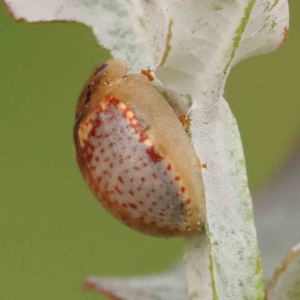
{"left": 73, "top": 59, "right": 205, "bottom": 237}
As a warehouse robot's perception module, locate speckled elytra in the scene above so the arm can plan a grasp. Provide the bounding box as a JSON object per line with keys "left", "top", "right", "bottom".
{"left": 74, "top": 59, "right": 205, "bottom": 237}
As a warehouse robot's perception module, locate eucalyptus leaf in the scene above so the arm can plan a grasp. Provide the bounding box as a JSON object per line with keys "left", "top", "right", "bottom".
{"left": 84, "top": 265, "right": 188, "bottom": 300}
{"left": 266, "top": 243, "right": 300, "bottom": 300}
{"left": 154, "top": 0, "right": 288, "bottom": 299}
{"left": 141, "top": 0, "right": 180, "bottom": 67}
{"left": 254, "top": 139, "right": 300, "bottom": 280}
{"left": 5, "top": 0, "right": 152, "bottom": 71}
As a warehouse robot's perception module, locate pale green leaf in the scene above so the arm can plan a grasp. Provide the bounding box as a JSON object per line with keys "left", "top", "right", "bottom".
{"left": 154, "top": 1, "right": 288, "bottom": 299}
{"left": 5, "top": 0, "right": 152, "bottom": 71}
{"left": 84, "top": 265, "right": 188, "bottom": 300}
{"left": 254, "top": 140, "right": 300, "bottom": 280}
{"left": 266, "top": 243, "right": 300, "bottom": 300}
{"left": 184, "top": 235, "right": 212, "bottom": 300}
{"left": 141, "top": 0, "right": 180, "bottom": 67}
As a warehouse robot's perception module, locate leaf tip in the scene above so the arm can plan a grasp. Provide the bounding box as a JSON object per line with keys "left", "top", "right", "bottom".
{"left": 279, "top": 26, "right": 289, "bottom": 47}
{"left": 83, "top": 277, "right": 124, "bottom": 300}
{"left": 4, "top": 1, "right": 17, "bottom": 19}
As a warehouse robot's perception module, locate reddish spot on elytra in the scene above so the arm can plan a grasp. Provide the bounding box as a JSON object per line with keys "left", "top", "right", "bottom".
{"left": 115, "top": 186, "right": 123, "bottom": 195}
{"left": 139, "top": 133, "right": 147, "bottom": 143}
{"left": 141, "top": 177, "right": 145, "bottom": 182}
{"left": 129, "top": 203, "right": 137, "bottom": 210}
{"left": 100, "top": 149, "right": 105, "bottom": 153}
{"left": 138, "top": 201, "right": 143, "bottom": 205}
{"left": 152, "top": 202, "right": 157, "bottom": 206}
{"left": 175, "top": 176, "right": 180, "bottom": 181}
{"left": 93, "top": 118, "right": 101, "bottom": 128}
{"left": 118, "top": 176, "right": 124, "bottom": 184}
{"left": 104, "top": 157, "right": 110, "bottom": 162}
{"left": 122, "top": 203, "right": 128, "bottom": 208}
{"left": 86, "top": 154, "right": 93, "bottom": 162}
{"left": 129, "top": 190, "right": 134, "bottom": 196}
{"left": 152, "top": 173, "right": 157, "bottom": 179}
{"left": 95, "top": 156, "right": 99, "bottom": 162}
{"left": 187, "top": 198, "right": 191, "bottom": 205}
{"left": 90, "top": 128, "right": 96, "bottom": 137}
{"left": 106, "top": 95, "right": 121, "bottom": 105}
{"left": 167, "top": 164, "right": 172, "bottom": 170}
{"left": 103, "top": 170, "right": 110, "bottom": 176}
{"left": 109, "top": 163, "right": 113, "bottom": 168}
{"left": 181, "top": 187, "right": 186, "bottom": 193}
{"left": 146, "top": 146, "right": 163, "bottom": 163}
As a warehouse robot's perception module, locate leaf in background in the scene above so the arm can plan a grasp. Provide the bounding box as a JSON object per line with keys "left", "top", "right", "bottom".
{"left": 183, "top": 235, "right": 212, "bottom": 300}
{"left": 266, "top": 243, "right": 300, "bottom": 300}
{"left": 84, "top": 264, "right": 188, "bottom": 300}
{"left": 4, "top": 0, "right": 290, "bottom": 300}
{"left": 254, "top": 138, "right": 300, "bottom": 281}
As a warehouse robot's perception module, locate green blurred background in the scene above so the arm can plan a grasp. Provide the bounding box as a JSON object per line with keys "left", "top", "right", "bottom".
{"left": 0, "top": 1, "right": 299, "bottom": 300}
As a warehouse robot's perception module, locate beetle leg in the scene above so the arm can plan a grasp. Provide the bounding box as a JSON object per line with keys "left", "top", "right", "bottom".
{"left": 178, "top": 115, "right": 190, "bottom": 130}
{"left": 197, "top": 158, "right": 207, "bottom": 169}
{"left": 141, "top": 67, "right": 155, "bottom": 81}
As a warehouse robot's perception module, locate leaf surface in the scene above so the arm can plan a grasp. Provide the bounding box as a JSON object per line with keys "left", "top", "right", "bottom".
{"left": 84, "top": 265, "right": 187, "bottom": 300}
{"left": 5, "top": 0, "right": 151, "bottom": 71}
{"left": 153, "top": 0, "right": 288, "bottom": 299}
{"left": 254, "top": 139, "right": 300, "bottom": 281}
{"left": 266, "top": 243, "right": 300, "bottom": 300}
